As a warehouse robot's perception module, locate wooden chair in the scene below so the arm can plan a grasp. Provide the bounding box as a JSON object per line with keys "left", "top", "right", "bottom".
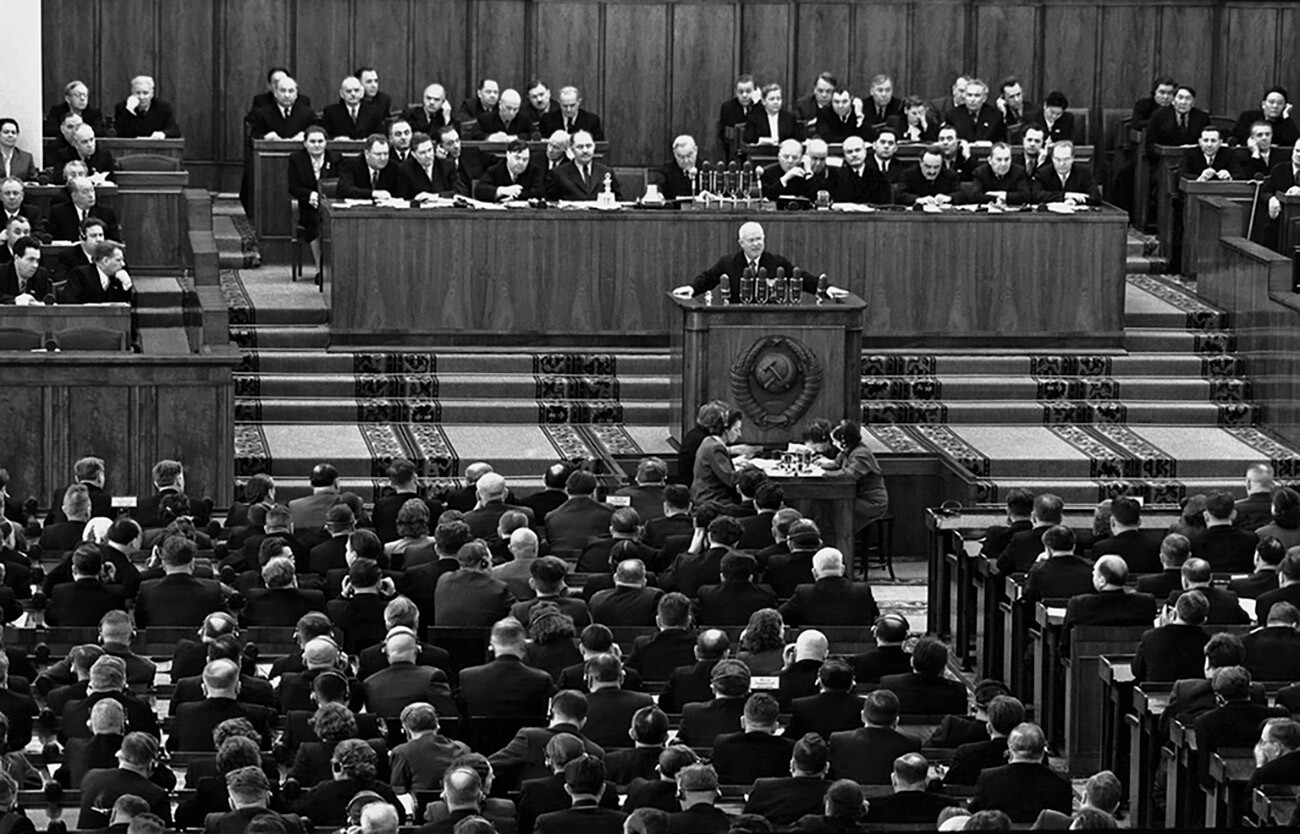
{"left": 51, "top": 326, "right": 127, "bottom": 351}
{"left": 0, "top": 327, "right": 43, "bottom": 350}
{"left": 116, "top": 154, "right": 182, "bottom": 172}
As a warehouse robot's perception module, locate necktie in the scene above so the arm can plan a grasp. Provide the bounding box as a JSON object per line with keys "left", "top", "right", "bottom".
{"left": 565, "top": 119, "right": 573, "bottom": 134}
{"left": 370, "top": 169, "right": 377, "bottom": 188}
{"left": 1179, "top": 114, "right": 1186, "bottom": 130}
{"left": 581, "top": 165, "right": 589, "bottom": 188}
{"left": 282, "top": 107, "right": 290, "bottom": 121}
{"left": 350, "top": 106, "right": 357, "bottom": 121}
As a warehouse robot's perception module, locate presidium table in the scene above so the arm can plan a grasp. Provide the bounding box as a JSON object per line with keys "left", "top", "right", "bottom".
{"left": 322, "top": 203, "right": 1128, "bottom": 349}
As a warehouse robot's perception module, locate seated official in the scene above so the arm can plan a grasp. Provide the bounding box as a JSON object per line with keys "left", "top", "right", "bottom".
{"left": 969, "top": 142, "right": 1031, "bottom": 205}
{"left": 1266, "top": 146, "right": 1300, "bottom": 222}
{"left": 780, "top": 547, "right": 880, "bottom": 626}
{"left": 0, "top": 178, "right": 43, "bottom": 238}
{"left": 0, "top": 213, "right": 30, "bottom": 263}
{"left": 1232, "top": 86, "right": 1300, "bottom": 147}
{"left": 0, "top": 236, "right": 52, "bottom": 305}
{"left": 759, "top": 139, "right": 815, "bottom": 200}
{"left": 814, "top": 87, "right": 867, "bottom": 143}
{"left": 57, "top": 125, "right": 116, "bottom": 183}
{"left": 112, "top": 75, "right": 180, "bottom": 139}
{"left": 321, "top": 76, "right": 387, "bottom": 140}
{"left": 55, "top": 215, "right": 107, "bottom": 278}
{"left": 1250, "top": 717, "right": 1300, "bottom": 789}
{"left": 65, "top": 240, "right": 134, "bottom": 304}
{"left": 354, "top": 66, "right": 392, "bottom": 116}
{"left": 898, "top": 95, "right": 938, "bottom": 143}
{"left": 0, "top": 122, "right": 37, "bottom": 183}
{"left": 539, "top": 130, "right": 571, "bottom": 173}
{"left": 1040, "top": 90, "right": 1076, "bottom": 144}
{"left": 399, "top": 131, "right": 463, "bottom": 200}
{"left": 677, "top": 221, "right": 845, "bottom": 298}
{"left": 968, "top": 722, "right": 1072, "bottom": 823}
{"left": 458, "top": 78, "right": 499, "bottom": 125}
{"left": 1183, "top": 125, "right": 1240, "bottom": 182}
{"left": 899, "top": 146, "right": 962, "bottom": 207}
{"left": 48, "top": 176, "right": 121, "bottom": 242}
{"left": 996, "top": 77, "right": 1043, "bottom": 143}
{"left": 799, "top": 138, "right": 837, "bottom": 199}
{"left": 474, "top": 139, "right": 545, "bottom": 202}
{"left": 546, "top": 130, "right": 620, "bottom": 201}
{"left": 656, "top": 135, "right": 698, "bottom": 201}
{"left": 337, "top": 133, "right": 401, "bottom": 200}
{"left": 744, "top": 84, "right": 801, "bottom": 145}
{"left": 538, "top": 86, "right": 605, "bottom": 140}
{"left": 717, "top": 74, "right": 758, "bottom": 162}
{"left": 44, "top": 80, "right": 106, "bottom": 139}
{"left": 946, "top": 78, "right": 1006, "bottom": 142}
{"left": 937, "top": 126, "right": 976, "bottom": 180}
{"left": 474, "top": 88, "right": 534, "bottom": 140}
{"left": 827, "top": 689, "right": 921, "bottom": 785}
{"left": 287, "top": 125, "right": 338, "bottom": 279}
{"left": 249, "top": 74, "right": 317, "bottom": 141}
{"left": 404, "top": 83, "right": 453, "bottom": 137}
{"left": 523, "top": 81, "right": 560, "bottom": 133}
{"left": 832, "top": 136, "right": 891, "bottom": 204}
{"left": 1021, "top": 125, "right": 1050, "bottom": 174}
{"left": 1030, "top": 141, "right": 1101, "bottom": 205}
{"left": 435, "top": 127, "right": 483, "bottom": 196}
{"left": 384, "top": 117, "right": 413, "bottom": 169}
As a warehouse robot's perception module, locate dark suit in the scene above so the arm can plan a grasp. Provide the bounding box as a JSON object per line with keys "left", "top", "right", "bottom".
{"left": 946, "top": 104, "right": 1005, "bottom": 142}
{"left": 576, "top": 536, "right": 657, "bottom": 574}
{"left": 1230, "top": 569, "right": 1280, "bottom": 600}
{"left": 389, "top": 732, "right": 470, "bottom": 793}
{"left": 1194, "top": 700, "right": 1289, "bottom": 786}
{"left": 519, "top": 488, "right": 567, "bottom": 523}
{"left": 1192, "top": 525, "right": 1259, "bottom": 573}
{"left": 134, "top": 574, "right": 224, "bottom": 628}
{"left": 995, "top": 525, "right": 1054, "bottom": 575}
{"left": 336, "top": 154, "right": 402, "bottom": 199}
{"left": 787, "top": 690, "right": 865, "bottom": 740}
{"left": 1250, "top": 749, "right": 1300, "bottom": 789}
{"left": 169, "top": 697, "right": 275, "bottom": 751}
{"left": 813, "top": 109, "right": 866, "bottom": 143}
{"left": 657, "top": 660, "right": 718, "bottom": 713}
{"left": 878, "top": 672, "right": 968, "bottom": 717}
{"left": 899, "top": 166, "right": 962, "bottom": 206}
{"left": 204, "top": 808, "right": 304, "bottom": 834}
{"left": 689, "top": 250, "right": 815, "bottom": 298}
{"left": 46, "top": 579, "right": 125, "bottom": 627}
{"left": 605, "top": 746, "right": 661, "bottom": 786}
{"left": 831, "top": 163, "right": 892, "bottom": 205}
{"left": 46, "top": 202, "right": 121, "bottom": 243}
{"left": 1137, "top": 569, "right": 1184, "bottom": 598}
{"left": 544, "top": 495, "right": 615, "bottom": 555}
{"left": 1146, "top": 107, "right": 1211, "bottom": 155}
{"left": 626, "top": 629, "right": 696, "bottom": 682}
{"left": 1021, "top": 554, "right": 1094, "bottom": 607}
{"left": 401, "top": 106, "right": 451, "bottom": 138}
{"left": 474, "top": 110, "right": 535, "bottom": 140}
{"left": 1232, "top": 110, "right": 1300, "bottom": 148}
{"left": 1237, "top": 148, "right": 1288, "bottom": 181}
{"left": 695, "top": 581, "right": 777, "bottom": 626}
{"left": 866, "top": 791, "right": 958, "bottom": 825}
{"left": 624, "top": 777, "right": 680, "bottom": 813}
{"left": 969, "top": 761, "right": 1072, "bottom": 823}
{"left": 56, "top": 145, "right": 117, "bottom": 181}
{"left": 1243, "top": 625, "right": 1300, "bottom": 680}
{"left": 717, "top": 97, "right": 756, "bottom": 158}
{"left": 326, "top": 594, "right": 389, "bottom": 653}
{"left": 1183, "top": 147, "right": 1242, "bottom": 180}
{"left": 112, "top": 100, "right": 180, "bottom": 138}
{"left": 240, "top": 587, "right": 324, "bottom": 627}
{"left": 654, "top": 161, "right": 695, "bottom": 201}
{"left": 583, "top": 687, "right": 655, "bottom": 749}
{"left": 433, "top": 568, "right": 516, "bottom": 627}
{"left": 828, "top": 725, "right": 920, "bottom": 784}
{"left": 660, "top": 547, "right": 734, "bottom": 600}
{"left": 1132, "top": 624, "right": 1209, "bottom": 683}
{"left": 1090, "top": 528, "right": 1163, "bottom": 573}
{"left": 170, "top": 673, "right": 273, "bottom": 713}
{"left": 676, "top": 696, "right": 747, "bottom": 747}
{"left": 534, "top": 801, "right": 625, "bottom": 834}
{"left": 63, "top": 263, "right": 132, "bottom": 304}
{"left": 743, "top": 777, "right": 834, "bottom": 825}
{"left": 1063, "top": 589, "right": 1157, "bottom": 639}
{"left": 539, "top": 109, "right": 606, "bottom": 141}
{"left": 590, "top": 585, "right": 663, "bottom": 627}
{"left": 546, "top": 159, "right": 623, "bottom": 202}
{"left": 1174, "top": 584, "right": 1250, "bottom": 625}
{"left": 78, "top": 767, "right": 171, "bottom": 828}
{"left": 518, "top": 776, "right": 621, "bottom": 834}
{"left": 0, "top": 262, "right": 52, "bottom": 305}
{"left": 969, "top": 162, "right": 1032, "bottom": 205}
{"left": 488, "top": 722, "right": 603, "bottom": 787}
{"left": 249, "top": 101, "right": 316, "bottom": 139}
{"left": 943, "top": 736, "right": 1008, "bottom": 786}
{"left": 363, "top": 662, "right": 457, "bottom": 719}
{"left": 459, "top": 654, "right": 554, "bottom": 717}
{"left": 779, "top": 576, "right": 880, "bottom": 626}
{"left": 711, "top": 731, "right": 796, "bottom": 783}
{"left": 1236, "top": 492, "right": 1276, "bottom": 532}
{"left": 473, "top": 159, "right": 546, "bottom": 202}
{"left": 397, "top": 155, "right": 465, "bottom": 200}
{"left": 1030, "top": 164, "right": 1101, "bottom": 204}
{"left": 744, "top": 109, "right": 801, "bottom": 145}
{"left": 320, "top": 101, "right": 386, "bottom": 140}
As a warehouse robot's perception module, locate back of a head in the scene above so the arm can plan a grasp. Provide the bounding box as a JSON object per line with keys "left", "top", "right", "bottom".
{"left": 544, "top": 462, "right": 575, "bottom": 490}
{"left": 818, "top": 658, "right": 854, "bottom": 691}
{"left": 1205, "top": 631, "right": 1245, "bottom": 668}
{"left": 631, "top": 705, "right": 669, "bottom": 745}
{"left": 126, "top": 815, "right": 167, "bottom": 834}
{"left": 119, "top": 731, "right": 159, "bottom": 769}
{"left": 792, "top": 732, "right": 828, "bottom": 775}
{"left": 964, "top": 809, "right": 1013, "bottom": 831}
{"left": 578, "top": 623, "right": 615, "bottom": 653}
{"left": 824, "top": 779, "right": 865, "bottom": 821}
{"left": 863, "top": 688, "right": 900, "bottom": 725}
{"left": 1205, "top": 490, "right": 1236, "bottom": 520}
{"left": 566, "top": 469, "right": 597, "bottom": 496}
{"left": 1281, "top": 549, "right": 1300, "bottom": 582}
{"left": 584, "top": 652, "right": 622, "bottom": 684}
{"left": 893, "top": 751, "right": 929, "bottom": 787}
{"left": 564, "top": 754, "right": 606, "bottom": 795}
{"left": 1111, "top": 496, "right": 1142, "bottom": 527}
{"left": 663, "top": 484, "right": 691, "bottom": 512}
{"left": 112, "top": 794, "right": 151, "bottom": 824}
{"left": 657, "top": 592, "right": 691, "bottom": 628}
{"left": 720, "top": 552, "right": 756, "bottom": 582}
{"left": 1007, "top": 722, "right": 1046, "bottom": 758}
{"left": 1033, "top": 493, "right": 1064, "bottom": 524}
{"left": 1083, "top": 769, "right": 1122, "bottom": 814}
{"left": 910, "top": 636, "right": 949, "bottom": 676}
{"left": 610, "top": 506, "right": 641, "bottom": 535}
{"left": 90, "top": 655, "right": 127, "bottom": 691}
{"left": 160, "top": 534, "right": 197, "bottom": 568}
{"left": 1095, "top": 554, "right": 1129, "bottom": 586}
{"left": 1174, "top": 589, "right": 1209, "bottom": 625}
{"left": 309, "top": 462, "right": 339, "bottom": 488}
{"left": 812, "top": 547, "right": 846, "bottom": 577}
{"left": 435, "top": 520, "right": 473, "bottom": 557}
{"left": 1006, "top": 488, "right": 1034, "bottom": 517}
{"left": 706, "top": 515, "right": 743, "bottom": 547}
{"left": 743, "top": 692, "right": 780, "bottom": 727}
{"left": 359, "top": 802, "right": 401, "bottom": 834}
{"left": 697, "top": 628, "right": 731, "bottom": 659}
{"left": 475, "top": 472, "right": 507, "bottom": 503}
{"left": 457, "top": 540, "right": 491, "bottom": 569}
{"left": 551, "top": 689, "right": 589, "bottom": 723}
{"left": 624, "top": 807, "right": 670, "bottom": 834}
{"left": 1181, "top": 557, "right": 1212, "bottom": 585}
{"left": 1041, "top": 525, "right": 1075, "bottom": 554}
{"left": 657, "top": 745, "right": 699, "bottom": 779}
{"left": 614, "top": 558, "right": 647, "bottom": 585}
{"left": 529, "top": 556, "right": 569, "bottom": 593}
{"left": 203, "top": 658, "right": 240, "bottom": 693}
{"left": 1212, "top": 665, "right": 1252, "bottom": 699}
{"left": 986, "top": 695, "right": 1026, "bottom": 736}
{"left": 545, "top": 731, "right": 588, "bottom": 770}
{"left": 1161, "top": 533, "right": 1192, "bottom": 568}
{"left": 491, "top": 617, "right": 528, "bottom": 654}
{"left": 442, "top": 765, "right": 483, "bottom": 807}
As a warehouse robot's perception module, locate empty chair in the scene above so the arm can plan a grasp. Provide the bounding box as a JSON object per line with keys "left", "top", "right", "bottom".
{"left": 0, "top": 327, "right": 43, "bottom": 350}
{"left": 115, "top": 154, "right": 182, "bottom": 172}
{"left": 53, "top": 326, "right": 127, "bottom": 351}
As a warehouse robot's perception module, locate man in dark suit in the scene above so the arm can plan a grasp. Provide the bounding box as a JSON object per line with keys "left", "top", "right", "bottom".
{"left": 521, "top": 462, "right": 575, "bottom": 523}
{"left": 463, "top": 471, "right": 536, "bottom": 554}
{"left": 1194, "top": 666, "right": 1289, "bottom": 788}
{"left": 1030, "top": 141, "right": 1101, "bottom": 204}
{"left": 899, "top": 146, "right": 963, "bottom": 206}
{"left": 46, "top": 177, "right": 121, "bottom": 242}
{"left": 518, "top": 733, "right": 622, "bottom": 832}
{"left": 1146, "top": 85, "right": 1211, "bottom": 155}
{"left": 787, "top": 658, "right": 866, "bottom": 740}
{"left": 399, "top": 131, "right": 466, "bottom": 200}
{"left": 969, "top": 142, "right": 1032, "bottom": 205}
{"left": 203, "top": 765, "right": 305, "bottom": 834}
{"left": 779, "top": 547, "right": 880, "bottom": 626}
{"left": 1233, "top": 87, "right": 1300, "bottom": 147}
{"left": 64, "top": 241, "right": 133, "bottom": 304}
{"left": 168, "top": 660, "right": 275, "bottom": 751}
{"left": 320, "top": 76, "right": 385, "bottom": 139}
{"left": 717, "top": 75, "right": 758, "bottom": 160}
{"left": 46, "top": 545, "right": 125, "bottom": 627}
{"left": 76, "top": 732, "right": 173, "bottom": 829}
{"left": 743, "top": 732, "right": 834, "bottom": 825}
{"left": 1165, "top": 632, "right": 1259, "bottom": 731}
{"left": 488, "top": 689, "right": 604, "bottom": 789}
{"left": 133, "top": 536, "right": 225, "bottom": 628}
{"left": 308, "top": 503, "right": 356, "bottom": 575}
{"left": 53, "top": 217, "right": 104, "bottom": 279}
{"left": 533, "top": 756, "right": 625, "bottom": 834}
{"left": 658, "top": 516, "right": 743, "bottom": 600}
{"left": 656, "top": 628, "right": 728, "bottom": 713}
{"left": 1249, "top": 718, "right": 1300, "bottom": 789}
{"left": 878, "top": 637, "right": 968, "bottom": 717}
{"left": 1092, "top": 496, "right": 1163, "bottom": 573}
{"left": 606, "top": 707, "right": 669, "bottom": 788}
{"left": 996, "top": 76, "right": 1043, "bottom": 141}
{"left": 866, "top": 752, "right": 958, "bottom": 824}
{"left": 1062, "top": 555, "right": 1158, "bottom": 645}
{"left": 759, "top": 138, "right": 817, "bottom": 200}
{"left": 337, "top": 133, "right": 401, "bottom": 199}
{"left": 1193, "top": 490, "right": 1260, "bottom": 573}
{"left": 1237, "top": 463, "right": 1277, "bottom": 531}
{"left": 1237, "top": 121, "right": 1288, "bottom": 181}
{"left": 474, "top": 139, "right": 546, "bottom": 202}
{"left": 436, "top": 125, "right": 485, "bottom": 195}
{"left": 945, "top": 78, "right": 1005, "bottom": 141}
{"left": 0, "top": 178, "right": 44, "bottom": 237}
{"left": 509, "top": 555, "right": 590, "bottom": 628}
{"left": 830, "top": 135, "right": 892, "bottom": 205}
{"left": 0, "top": 234, "right": 51, "bottom": 304}
{"left": 1244, "top": 601, "right": 1300, "bottom": 681}
{"left": 577, "top": 508, "right": 656, "bottom": 574}
{"left": 248, "top": 75, "right": 316, "bottom": 140}
{"left": 654, "top": 135, "right": 699, "bottom": 201}
{"left": 433, "top": 540, "right": 515, "bottom": 627}
{"left": 545, "top": 470, "right": 615, "bottom": 557}
{"left": 995, "top": 493, "right": 1063, "bottom": 575}
{"left": 168, "top": 635, "right": 273, "bottom": 715}
{"left": 848, "top": 613, "right": 913, "bottom": 685}
{"left": 968, "top": 722, "right": 1072, "bottom": 823}
{"left": 676, "top": 659, "right": 751, "bottom": 748}
{"left": 240, "top": 557, "right": 325, "bottom": 627}
{"left": 590, "top": 559, "right": 662, "bottom": 627}
{"left": 695, "top": 553, "right": 776, "bottom": 626}
{"left": 681, "top": 219, "right": 823, "bottom": 299}
{"left": 404, "top": 83, "right": 453, "bottom": 137}
{"left": 361, "top": 630, "right": 457, "bottom": 719}
{"left": 710, "top": 692, "right": 796, "bottom": 784}
{"left": 112, "top": 75, "right": 180, "bottom": 138}
{"left": 539, "top": 86, "right": 605, "bottom": 140}
{"left": 1231, "top": 536, "right": 1287, "bottom": 600}
{"left": 388, "top": 702, "right": 470, "bottom": 793}
{"left": 814, "top": 88, "right": 867, "bottom": 143}
{"left": 1183, "top": 124, "right": 1241, "bottom": 182}
{"left": 403, "top": 520, "right": 471, "bottom": 624}
{"left": 1132, "top": 590, "right": 1211, "bottom": 683}
{"left": 474, "top": 88, "right": 534, "bottom": 139}
{"left": 745, "top": 82, "right": 803, "bottom": 145}
{"left": 460, "top": 618, "right": 555, "bottom": 719}
{"left": 58, "top": 124, "right": 117, "bottom": 181}
{"left": 1176, "top": 557, "right": 1250, "bottom": 625}
{"left": 582, "top": 654, "right": 654, "bottom": 750}
{"left": 942, "top": 695, "right": 1024, "bottom": 786}
{"left": 1138, "top": 532, "right": 1193, "bottom": 598}
{"left": 547, "top": 130, "right": 621, "bottom": 201}
{"left": 828, "top": 689, "right": 921, "bottom": 784}
{"left": 1021, "top": 525, "right": 1094, "bottom": 607}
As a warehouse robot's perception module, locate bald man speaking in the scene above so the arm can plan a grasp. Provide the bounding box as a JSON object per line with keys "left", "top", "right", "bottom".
{"left": 673, "top": 221, "right": 847, "bottom": 299}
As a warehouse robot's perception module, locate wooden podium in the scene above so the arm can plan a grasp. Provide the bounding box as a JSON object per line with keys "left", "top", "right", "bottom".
{"left": 669, "top": 292, "right": 867, "bottom": 447}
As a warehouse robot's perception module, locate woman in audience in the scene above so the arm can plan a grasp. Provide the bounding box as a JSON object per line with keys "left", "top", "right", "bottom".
{"left": 1168, "top": 494, "right": 1209, "bottom": 540}
{"left": 0, "top": 120, "right": 38, "bottom": 183}
{"left": 1041, "top": 91, "right": 1075, "bottom": 144}
{"left": 814, "top": 420, "right": 889, "bottom": 534}
{"left": 524, "top": 603, "right": 582, "bottom": 681}
{"left": 293, "top": 738, "right": 403, "bottom": 827}
{"left": 1257, "top": 487, "right": 1300, "bottom": 549}
{"left": 384, "top": 498, "right": 435, "bottom": 564}
{"left": 691, "top": 403, "right": 749, "bottom": 513}
{"left": 289, "top": 702, "right": 364, "bottom": 786}
{"left": 288, "top": 124, "right": 340, "bottom": 281}
{"left": 737, "top": 609, "right": 787, "bottom": 674}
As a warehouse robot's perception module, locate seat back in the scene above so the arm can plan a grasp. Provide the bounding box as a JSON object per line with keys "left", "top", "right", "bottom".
{"left": 117, "top": 154, "right": 182, "bottom": 172}
{"left": 53, "top": 326, "right": 128, "bottom": 351}
{"left": 0, "top": 327, "right": 43, "bottom": 350}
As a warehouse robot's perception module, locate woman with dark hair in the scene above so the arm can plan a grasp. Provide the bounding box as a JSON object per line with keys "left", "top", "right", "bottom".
{"left": 737, "top": 608, "right": 787, "bottom": 674}
{"left": 524, "top": 603, "right": 581, "bottom": 681}
{"left": 293, "top": 737, "right": 403, "bottom": 826}
{"left": 1041, "top": 91, "right": 1075, "bottom": 144}
{"left": 287, "top": 124, "right": 340, "bottom": 281}
{"left": 384, "top": 498, "right": 434, "bottom": 561}
{"left": 691, "top": 403, "right": 750, "bottom": 512}
{"left": 815, "top": 419, "right": 889, "bottom": 533}
{"left": 1257, "top": 487, "right": 1300, "bottom": 549}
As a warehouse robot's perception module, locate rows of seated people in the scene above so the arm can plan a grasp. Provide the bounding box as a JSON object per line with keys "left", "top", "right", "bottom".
{"left": 0, "top": 449, "right": 1153, "bottom": 832}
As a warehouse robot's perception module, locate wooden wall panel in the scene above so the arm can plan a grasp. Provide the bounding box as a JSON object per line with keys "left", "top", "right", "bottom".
{"left": 291, "top": 0, "right": 351, "bottom": 107}
{"left": 670, "top": 4, "right": 736, "bottom": 159}
{"left": 795, "top": 3, "right": 851, "bottom": 100}
{"left": 604, "top": 4, "right": 668, "bottom": 165}
{"left": 411, "top": 0, "right": 471, "bottom": 114}
{"left": 740, "top": 4, "right": 792, "bottom": 93}
{"left": 42, "top": 0, "right": 99, "bottom": 120}
{"left": 534, "top": 3, "right": 604, "bottom": 105}
{"left": 1158, "top": 6, "right": 1216, "bottom": 112}
{"left": 851, "top": 5, "right": 910, "bottom": 97}
{"left": 1278, "top": 8, "right": 1300, "bottom": 109}
{"left": 910, "top": 1, "right": 967, "bottom": 103}
{"left": 161, "top": 0, "right": 217, "bottom": 161}
{"left": 1096, "top": 5, "right": 1158, "bottom": 109}
{"left": 974, "top": 5, "right": 1037, "bottom": 99}
{"left": 474, "top": 0, "right": 529, "bottom": 96}
{"left": 353, "top": 0, "right": 414, "bottom": 112}
{"left": 1041, "top": 5, "right": 1097, "bottom": 108}
{"left": 219, "top": 0, "right": 290, "bottom": 172}
{"left": 1220, "top": 7, "right": 1276, "bottom": 116}
{"left": 99, "top": 0, "right": 161, "bottom": 101}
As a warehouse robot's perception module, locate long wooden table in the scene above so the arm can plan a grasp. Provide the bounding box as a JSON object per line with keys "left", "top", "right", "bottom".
{"left": 324, "top": 205, "right": 1128, "bottom": 348}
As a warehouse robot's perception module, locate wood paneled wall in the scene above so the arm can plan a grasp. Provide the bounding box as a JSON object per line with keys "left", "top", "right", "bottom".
{"left": 42, "top": 0, "right": 1300, "bottom": 186}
